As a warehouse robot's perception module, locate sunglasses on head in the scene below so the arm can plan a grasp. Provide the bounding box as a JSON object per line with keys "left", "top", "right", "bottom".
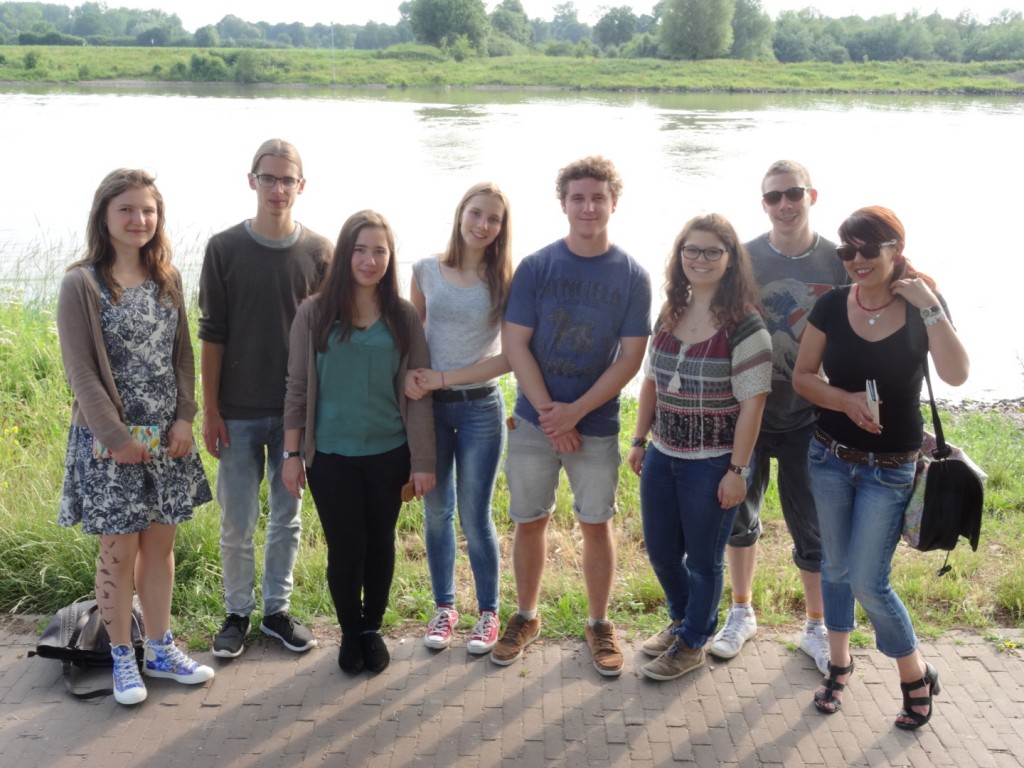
{"left": 762, "top": 186, "right": 811, "bottom": 205}
{"left": 835, "top": 240, "right": 898, "bottom": 262}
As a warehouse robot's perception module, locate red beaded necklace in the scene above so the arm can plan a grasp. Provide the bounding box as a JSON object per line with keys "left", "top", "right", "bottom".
{"left": 855, "top": 285, "right": 896, "bottom": 325}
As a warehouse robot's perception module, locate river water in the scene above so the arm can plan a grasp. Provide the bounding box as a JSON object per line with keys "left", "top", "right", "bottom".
{"left": 1, "top": 84, "right": 1022, "bottom": 402}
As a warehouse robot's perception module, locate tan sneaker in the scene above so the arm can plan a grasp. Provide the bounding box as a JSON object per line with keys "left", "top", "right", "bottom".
{"left": 585, "top": 619, "right": 624, "bottom": 677}
{"left": 489, "top": 613, "right": 541, "bottom": 666}
{"left": 640, "top": 639, "right": 705, "bottom": 681}
{"left": 642, "top": 619, "right": 681, "bottom": 658}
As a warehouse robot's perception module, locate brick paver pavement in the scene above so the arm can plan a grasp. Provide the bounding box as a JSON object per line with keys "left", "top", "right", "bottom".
{"left": 1, "top": 622, "right": 1021, "bottom": 767}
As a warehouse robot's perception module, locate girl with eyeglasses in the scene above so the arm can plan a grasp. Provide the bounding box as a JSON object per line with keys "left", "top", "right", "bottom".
{"left": 403, "top": 183, "right": 513, "bottom": 656}
{"left": 627, "top": 213, "right": 771, "bottom": 681}
{"left": 282, "top": 210, "right": 436, "bottom": 675}
{"left": 793, "top": 206, "right": 969, "bottom": 730}
{"left": 56, "top": 169, "right": 214, "bottom": 705}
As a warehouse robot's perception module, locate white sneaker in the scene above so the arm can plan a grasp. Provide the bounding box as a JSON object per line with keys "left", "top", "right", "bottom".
{"left": 799, "top": 622, "right": 830, "bottom": 675}
{"left": 709, "top": 607, "right": 756, "bottom": 659}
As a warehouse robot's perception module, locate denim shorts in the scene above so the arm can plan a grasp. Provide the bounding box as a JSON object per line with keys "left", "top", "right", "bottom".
{"left": 504, "top": 416, "right": 620, "bottom": 524}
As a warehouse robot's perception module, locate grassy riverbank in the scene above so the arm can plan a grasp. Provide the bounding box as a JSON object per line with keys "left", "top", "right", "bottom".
{"left": 2, "top": 45, "right": 1024, "bottom": 93}
{"left": 1, "top": 288, "right": 1022, "bottom": 652}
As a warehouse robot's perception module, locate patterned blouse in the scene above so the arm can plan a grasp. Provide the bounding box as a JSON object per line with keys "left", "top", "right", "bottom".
{"left": 645, "top": 312, "right": 772, "bottom": 460}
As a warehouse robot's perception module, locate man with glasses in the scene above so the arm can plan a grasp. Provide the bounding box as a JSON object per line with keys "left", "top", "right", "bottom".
{"left": 199, "top": 138, "right": 332, "bottom": 658}
{"left": 707, "top": 160, "right": 848, "bottom": 673}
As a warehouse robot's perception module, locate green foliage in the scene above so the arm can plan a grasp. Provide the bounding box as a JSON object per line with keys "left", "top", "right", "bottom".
{"left": 188, "top": 51, "right": 229, "bottom": 81}
{"left": 376, "top": 43, "right": 447, "bottom": 62}
{"left": 233, "top": 49, "right": 263, "bottom": 83}
{"left": 731, "top": 0, "right": 774, "bottom": 61}
{"left": 490, "top": 0, "right": 532, "bottom": 46}
{"left": 594, "top": 6, "right": 637, "bottom": 50}
{"left": 409, "top": 0, "right": 489, "bottom": 54}
{"left": 22, "top": 49, "right": 38, "bottom": 68}
{"left": 660, "top": 0, "right": 736, "bottom": 60}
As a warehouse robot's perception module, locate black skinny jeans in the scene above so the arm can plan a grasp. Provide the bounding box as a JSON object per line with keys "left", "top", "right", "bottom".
{"left": 306, "top": 443, "right": 410, "bottom": 636}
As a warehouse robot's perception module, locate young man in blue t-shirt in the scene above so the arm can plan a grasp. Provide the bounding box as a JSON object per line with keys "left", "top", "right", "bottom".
{"left": 491, "top": 156, "right": 652, "bottom": 676}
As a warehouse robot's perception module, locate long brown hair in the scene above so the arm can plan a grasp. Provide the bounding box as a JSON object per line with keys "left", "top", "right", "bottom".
{"left": 441, "top": 182, "right": 513, "bottom": 325}
{"left": 313, "top": 210, "right": 409, "bottom": 356}
{"left": 837, "top": 206, "right": 936, "bottom": 290}
{"left": 73, "top": 168, "right": 179, "bottom": 306}
{"left": 661, "top": 213, "right": 761, "bottom": 333}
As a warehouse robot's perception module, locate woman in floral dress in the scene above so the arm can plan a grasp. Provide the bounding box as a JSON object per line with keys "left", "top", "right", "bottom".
{"left": 56, "top": 169, "right": 214, "bottom": 705}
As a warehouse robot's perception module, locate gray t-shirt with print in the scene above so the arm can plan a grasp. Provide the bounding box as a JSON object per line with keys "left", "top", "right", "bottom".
{"left": 746, "top": 232, "right": 848, "bottom": 433}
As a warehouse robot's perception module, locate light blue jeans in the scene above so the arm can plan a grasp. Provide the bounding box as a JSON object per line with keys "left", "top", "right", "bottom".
{"left": 217, "top": 417, "right": 300, "bottom": 618}
{"left": 424, "top": 390, "right": 504, "bottom": 612}
{"left": 640, "top": 447, "right": 739, "bottom": 651}
{"left": 807, "top": 438, "right": 918, "bottom": 658}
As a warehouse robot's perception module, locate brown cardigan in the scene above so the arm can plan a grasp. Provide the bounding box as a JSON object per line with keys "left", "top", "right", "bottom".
{"left": 283, "top": 296, "right": 435, "bottom": 475}
{"left": 55, "top": 266, "right": 198, "bottom": 453}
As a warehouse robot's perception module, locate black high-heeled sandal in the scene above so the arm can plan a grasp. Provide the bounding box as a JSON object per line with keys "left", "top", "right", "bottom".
{"left": 895, "top": 662, "right": 941, "bottom": 730}
{"left": 813, "top": 658, "right": 855, "bottom": 714}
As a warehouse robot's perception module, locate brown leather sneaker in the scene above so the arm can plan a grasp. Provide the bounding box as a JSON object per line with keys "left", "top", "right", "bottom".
{"left": 640, "top": 639, "right": 705, "bottom": 681}
{"left": 489, "top": 613, "right": 542, "bottom": 666}
{"left": 585, "top": 619, "right": 624, "bottom": 677}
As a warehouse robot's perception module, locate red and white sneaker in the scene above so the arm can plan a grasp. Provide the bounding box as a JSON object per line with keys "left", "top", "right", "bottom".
{"left": 424, "top": 606, "right": 459, "bottom": 650}
{"left": 466, "top": 610, "right": 500, "bottom": 654}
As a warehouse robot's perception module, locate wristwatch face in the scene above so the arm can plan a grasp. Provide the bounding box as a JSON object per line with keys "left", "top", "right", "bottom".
{"left": 283, "top": 450, "right": 299, "bottom": 459}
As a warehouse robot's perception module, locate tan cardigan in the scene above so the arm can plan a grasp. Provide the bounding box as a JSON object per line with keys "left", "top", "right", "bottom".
{"left": 283, "top": 296, "right": 435, "bottom": 475}
{"left": 55, "top": 266, "right": 198, "bottom": 453}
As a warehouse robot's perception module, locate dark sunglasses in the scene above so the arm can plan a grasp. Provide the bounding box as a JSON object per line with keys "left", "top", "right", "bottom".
{"left": 762, "top": 186, "right": 811, "bottom": 205}
{"left": 835, "top": 240, "right": 898, "bottom": 262}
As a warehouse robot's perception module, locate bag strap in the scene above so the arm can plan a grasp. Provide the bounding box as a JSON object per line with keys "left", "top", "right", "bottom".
{"left": 921, "top": 361, "right": 952, "bottom": 460}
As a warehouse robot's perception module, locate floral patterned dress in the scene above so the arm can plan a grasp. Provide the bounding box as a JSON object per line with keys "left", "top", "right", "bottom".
{"left": 59, "top": 274, "right": 211, "bottom": 535}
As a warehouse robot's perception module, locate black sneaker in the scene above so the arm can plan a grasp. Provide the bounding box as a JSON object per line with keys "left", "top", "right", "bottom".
{"left": 361, "top": 631, "right": 390, "bottom": 673}
{"left": 260, "top": 611, "right": 317, "bottom": 652}
{"left": 212, "top": 613, "right": 250, "bottom": 658}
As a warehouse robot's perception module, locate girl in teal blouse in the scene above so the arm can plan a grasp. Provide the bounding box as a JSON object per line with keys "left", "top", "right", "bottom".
{"left": 283, "top": 210, "right": 435, "bottom": 675}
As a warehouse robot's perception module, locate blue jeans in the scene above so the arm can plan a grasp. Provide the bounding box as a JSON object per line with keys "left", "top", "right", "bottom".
{"left": 640, "top": 447, "right": 739, "bottom": 651}
{"left": 424, "top": 390, "right": 504, "bottom": 612}
{"left": 807, "top": 438, "right": 918, "bottom": 658}
{"left": 217, "top": 417, "right": 301, "bottom": 617}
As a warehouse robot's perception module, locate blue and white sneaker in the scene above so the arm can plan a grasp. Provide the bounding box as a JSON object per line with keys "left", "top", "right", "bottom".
{"left": 144, "top": 631, "right": 215, "bottom": 684}
{"left": 112, "top": 643, "right": 147, "bottom": 705}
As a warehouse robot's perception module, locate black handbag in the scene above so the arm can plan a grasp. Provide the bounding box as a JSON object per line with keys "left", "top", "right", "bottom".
{"left": 28, "top": 596, "right": 146, "bottom": 699}
{"left": 902, "top": 360, "right": 984, "bottom": 567}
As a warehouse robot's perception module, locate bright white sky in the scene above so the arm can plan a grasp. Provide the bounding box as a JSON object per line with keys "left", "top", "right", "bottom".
{"left": 135, "top": 1, "right": 1015, "bottom": 32}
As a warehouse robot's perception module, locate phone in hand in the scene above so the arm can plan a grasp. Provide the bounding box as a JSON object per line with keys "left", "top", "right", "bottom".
{"left": 866, "top": 379, "right": 880, "bottom": 425}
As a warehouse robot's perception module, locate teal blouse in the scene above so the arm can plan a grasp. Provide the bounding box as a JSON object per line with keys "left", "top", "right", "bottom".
{"left": 314, "top": 320, "right": 406, "bottom": 456}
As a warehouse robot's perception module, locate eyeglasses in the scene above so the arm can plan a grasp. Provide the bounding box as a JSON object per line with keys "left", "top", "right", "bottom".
{"left": 253, "top": 173, "right": 302, "bottom": 190}
{"left": 681, "top": 245, "right": 726, "bottom": 262}
{"left": 835, "top": 240, "right": 898, "bottom": 262}
{"left": 762, "top": 186, "right": 812, "bottom": 205}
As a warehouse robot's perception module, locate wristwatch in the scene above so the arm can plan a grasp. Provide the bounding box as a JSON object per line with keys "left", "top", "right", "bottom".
{"left": 631, "top": 436, "right": 647, "bottom": 448}
{"left": 728, "top": 463, "right": 751, "bottom": 478}
{"left": 283, "top": 450, "right": 301, "bottom": 459}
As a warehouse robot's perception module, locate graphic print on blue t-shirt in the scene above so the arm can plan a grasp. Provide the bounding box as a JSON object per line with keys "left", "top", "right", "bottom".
{"left": 505, "top": 240, "right": 651, "bottom": 437}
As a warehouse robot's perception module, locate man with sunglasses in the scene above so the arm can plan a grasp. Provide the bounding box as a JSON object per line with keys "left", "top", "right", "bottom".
{"left": 199, "top": 139, "right": 332, "bottom": 659}
{"left": 708, "top": 160, "right": 848, "bottom": 674}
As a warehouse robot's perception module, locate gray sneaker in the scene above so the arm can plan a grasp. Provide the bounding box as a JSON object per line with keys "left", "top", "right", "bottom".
{"left": 212, "top": 613, "right": 250, "bottom": 658}
{"left": 642, "top": 619, "right": 682, "bottom": 658}
{"left": 641, "top": 639, "right": 706, "bottom": 681}
{"left": 261, "top": 611, "right": 317, "bottom": 653}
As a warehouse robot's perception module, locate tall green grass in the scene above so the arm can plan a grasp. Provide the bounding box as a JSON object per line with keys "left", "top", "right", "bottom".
{"left": 1, "top": 279, "right": 1022, "bottom": 648}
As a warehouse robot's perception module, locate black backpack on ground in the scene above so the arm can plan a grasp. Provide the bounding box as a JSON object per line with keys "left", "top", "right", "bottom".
{"left": 28, "top": 596, "right": 145, "bottom": 699}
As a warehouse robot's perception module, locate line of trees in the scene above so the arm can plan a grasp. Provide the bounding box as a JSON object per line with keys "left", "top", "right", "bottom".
{"left": 2, "top": 1, "right": 1023, "bottom": 62}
